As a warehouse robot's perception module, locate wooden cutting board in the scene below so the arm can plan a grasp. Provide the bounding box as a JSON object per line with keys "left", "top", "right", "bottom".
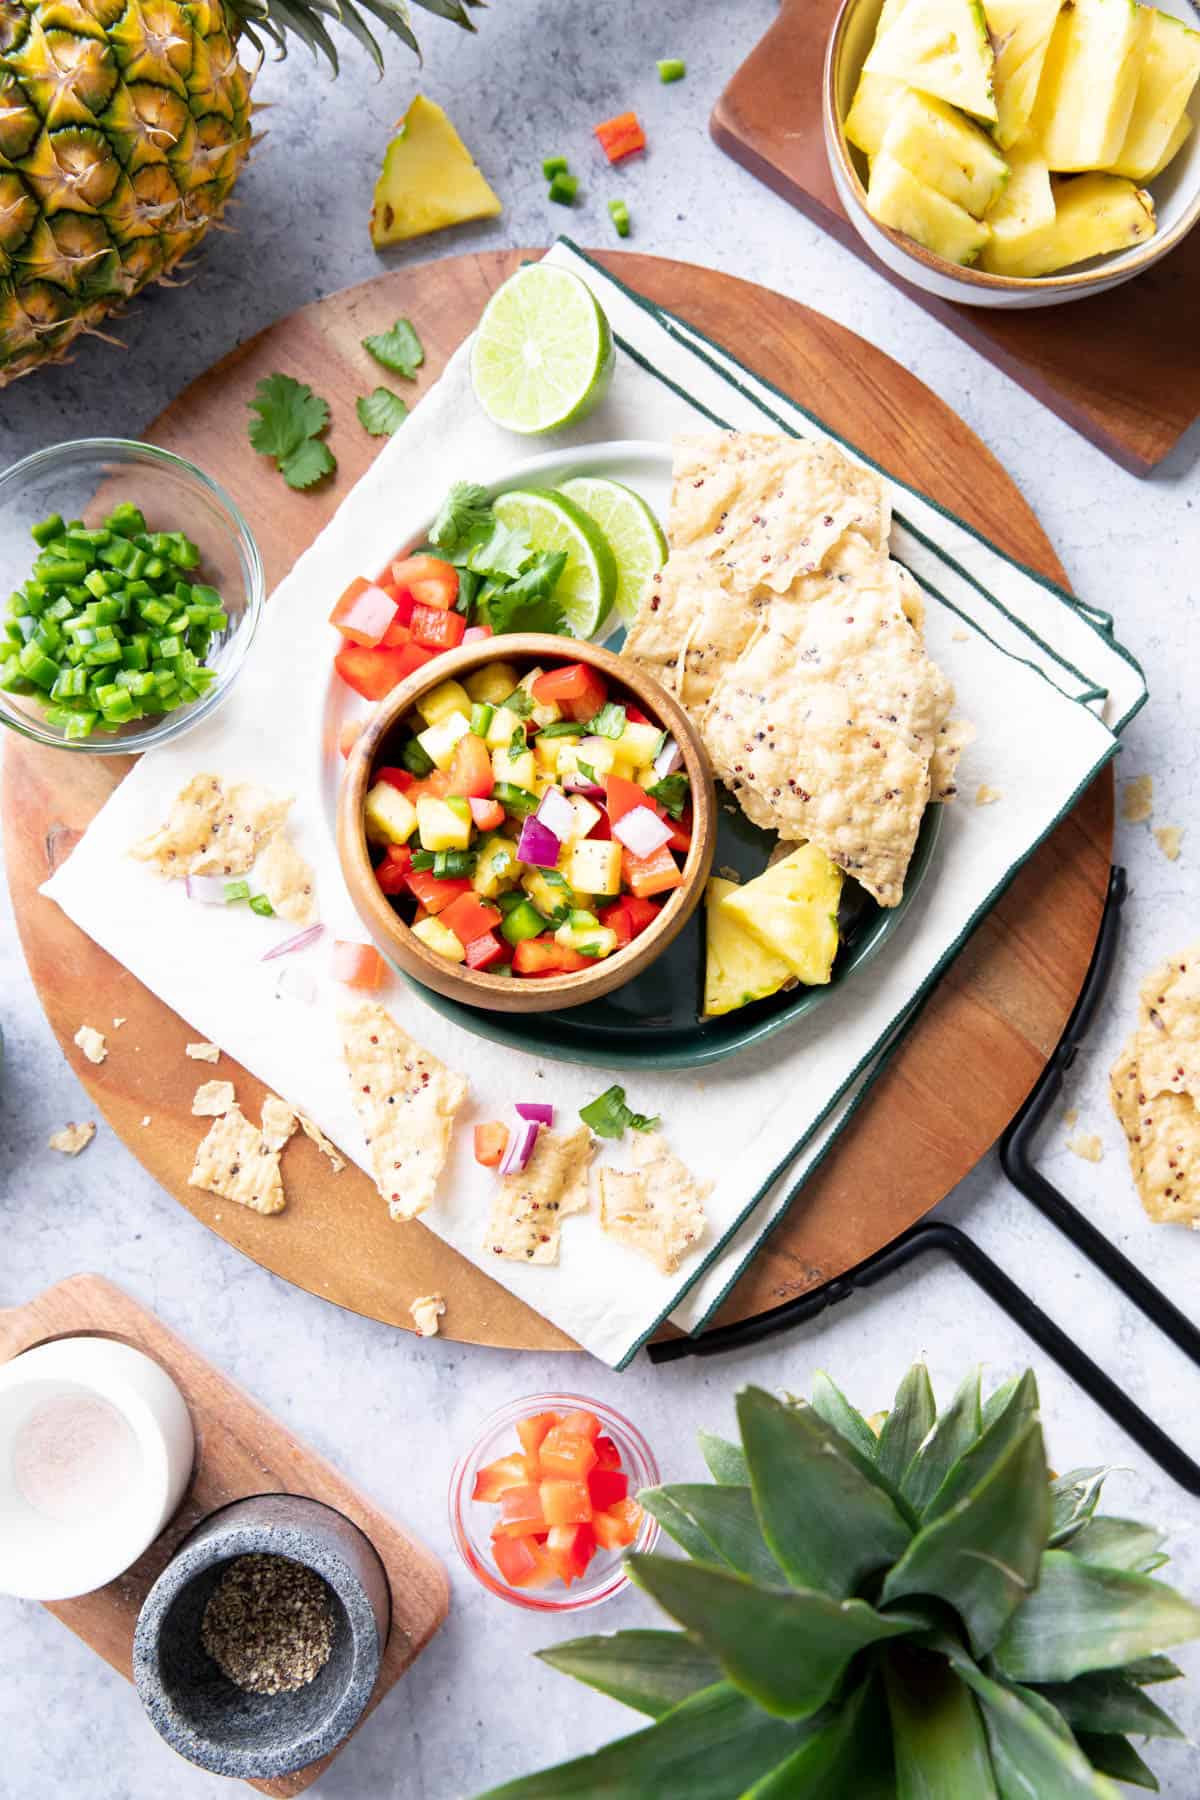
{"left": 711, "top": 0, "right": 1200, "bottom": 475}
{"left": 3, "top": 248, "right": 1113, "bottom": 1353}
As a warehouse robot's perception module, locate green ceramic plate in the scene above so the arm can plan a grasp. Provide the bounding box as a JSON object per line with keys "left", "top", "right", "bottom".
{"left": 324, "top": 441, "right": 945, "bottom": 1071}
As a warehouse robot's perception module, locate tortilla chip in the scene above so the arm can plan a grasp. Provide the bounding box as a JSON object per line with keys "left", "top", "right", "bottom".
{"left": 1155, "top": 826, "right": 1183, "bottom": 863}
{"left": 189, "top": 1104, "right": 286, "bottom": 1216}
{"left": 130, "top": 774, "right": 225, "bottom": 875}
{"left": 598, "top": 1132, "right": 710, "bottom": 1275}
{"left": 192, "top": 1080, "right": 236, "bottom": 1117}
{"left": 340, "top": 1004, "right": 468, "bottom": 1221}
{"left": 130, "top": 775, "right": 292, "bottom": 880}
{"left": 255, "top": 830, "right": 317, "bottom": 925}
{"left": 299, "top": 1114, "right": 346, "bottom": 1174}
{"left": 410, "top": 1293, "right": 446, "bottom": 1338}
{"left": 185, "top": 1042, "right": 221, "bottom": 1063}
{"left": 1066, "top": 1132, "right": 1104, "bottom": 1164}
{"left": 1121, "top": 775, "right": 1153, "bottom": 825}
{"left": 623, "top": 548, "right": 763, "bottom": 718}
{"left": 74, "top": 1024, "right": 107, "bottom": 1064}
{"left": 260, "top": 1095, "right": 299, "bottom": 1151}
{"left": 49, "top": 1121, "right": 95, "bottom": 1156}
{"left": 1110, "top": 945, "right": 1200, "bottom": 1227}
{"left": 484, "top": 1126, "right": 593, "bottom": 1265}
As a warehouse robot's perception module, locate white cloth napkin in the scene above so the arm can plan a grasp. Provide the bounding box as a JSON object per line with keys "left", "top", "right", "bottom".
{"left": 42, "top": 242, "right": 1144, "bottom": 1367}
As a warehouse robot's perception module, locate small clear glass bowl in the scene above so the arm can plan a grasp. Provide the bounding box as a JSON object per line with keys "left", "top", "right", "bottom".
{"left": 448, "top": 1391, "right": 661, "bottom": 1612}
{"left": 0, "top": 438, "right": 264, "bottom": 754}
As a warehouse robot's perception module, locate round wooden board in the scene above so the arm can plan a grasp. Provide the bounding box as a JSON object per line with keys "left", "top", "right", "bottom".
{"left": 4, "top": 249, "right": 1113, "bottom": 1354}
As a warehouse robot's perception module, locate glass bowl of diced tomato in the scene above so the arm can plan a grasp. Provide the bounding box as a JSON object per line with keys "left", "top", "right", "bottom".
{"left": 448, "top": 1393, "right": 660, "bottom": 1610}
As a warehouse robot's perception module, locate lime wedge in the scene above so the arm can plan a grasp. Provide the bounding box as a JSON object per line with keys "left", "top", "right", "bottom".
{"left": 471, "top": 266, "right": 614, "bottom": 435}
{"left": 492, "top": 487, "right": 618, "bottom": 639}
{"left": 559, "top": 476, "right": 667, "bottom": 628}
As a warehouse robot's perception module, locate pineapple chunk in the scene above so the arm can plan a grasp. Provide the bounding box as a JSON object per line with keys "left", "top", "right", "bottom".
{"left": 566, "top": 794, "right": 603, "bottom": 841}
{"left": 865, "top": 0, "right": 998, "bottom": 122}
{"left": 416, "top": 795, "right": 472, "bottom": 852}
{"left": 370, "top": 95, "right": 501, "bottom": 247}
{"left": 703, "top": 877, "right": 793, "bottom": 1017}
{"left": 485, "top": 704, "right": 527, "bottom": 749}
{"left": 979, "top": 141, "right": 1057, "bottom": 272}
{"left": 555, "top": 920, "right": 618, "bottom": 959}
{"left": 867, "top": 151, "right": 993, "bottom": 263}
{"left": 473, "top": 834, "right": 521, "bottom": 898}
{"left": 566, "top": 837, "right": 622, "bottom": 900}
{"left": 416, "top": 709, "right": 471, "bottom": 770}
{"left": 845, "top": 72, "right": 910, "bottom": 157}
{"left": 516, "top": 667, "right": 560, "bottom": 729}
{"left": 416, "top": 678, "right": 472, "bottom": 727}
{"left": 1031, "top": 0, "right": 1152, "bottom": 172}
{"left": 364, "top": 781, "right": 418, "bottom": 846}
{"left": 998, "top": 170, "right": 1156, "bottom": 275}
{"left": 1106, "top": 9, "right": 1200, "bottom": 180}
{"left": 880, "top": 91, "right": 1009, "bottom": 216}
{"left": 411, "top": 915, "right": 465, "bottom": 962}
{"left": 615, "top": 720, "right": 666, "bottom": 770}
{"left": 465, "top": 662, "right": 521, "bottom": 706}
{"left": 983, "top": 0, "right": 1065, "bottom": 149}
{"left": 719, "top": 846, "right": 842, "bottom": 985}
{"left": 1144, "top": 107, "right": 1193, "bottom": 181}
{"left": 491, "top": 744, "right": 536, "bottom": 789}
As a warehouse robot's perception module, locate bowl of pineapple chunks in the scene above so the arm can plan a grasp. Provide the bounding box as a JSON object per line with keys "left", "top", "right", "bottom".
{"left": 824, "top": 0, "right": 1200, "bottom": 304}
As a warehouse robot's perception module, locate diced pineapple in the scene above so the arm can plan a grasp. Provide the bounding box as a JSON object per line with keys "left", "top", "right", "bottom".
{"left": 465, "top": 662, "right": 521, "bottom": 706}
{"left": 534, "top": 735, "right": 570, "bottom": 775}
{"left": 845, "top": 72, "right": 909, "bottom": 156}
{"left": 566, "top": 794, "right": 603, "bottom": 841}
{"left": 880, "top": 90, "right": 1009, "bottom": 216}
{"left": 979, "top": 140, "right": 1057, "bottom": 272}
{"left": 1031, "top": 0, "right": 1152, "bottom": 172}
{"left": 411, "top": 914, "right": 466, "bottom": 962}
{"left": 416, "top": 678, "right": 472, "bottom": 726}
{"left": 555, "top": 920, "right": 619, "bottom": 960}
{"left": 473, "top": 834, "right": 521, "bottom": 898}
{"left": 614, "top": 720, "right": 665, "bottom": 771}
{"left": 416, "top": 795, "right": 472, "bottom": 852}
{"left": 364, "top": 781, "right": 418, "bottom": 846}
{"left": 867, "top": 151, "right": 993, "bottom": 263}
{"left": 492, "top": 744, "right": 537, "bottom": 789}
{"left": 517, "top": 667, "right": 560, "bottom": 729}
{"left": 523, "top": 868, "right": 575, "bottom": 918}
{"left": 485, "top": 704, "right": 527, "bottom": 748}
{"left": 703, "top": 877, "right": 794, "bottom": 1017}
{"left": 576, "top": 736, "right": 618, "bottom": 777}
{"left": 566, "top": 837, "right": 622, "bottom": 900}
{"left": 995, "top": 170, "right": 1155, "bottom": 274}
{"left": 719, "top": 846, "right": 843, "bottom": 985}
{"left": 865, "top": 0, "right": 998, "bottom": 122}
{"left": 1106, "top": 8, "right": 1200, "bottom": 179}
{"left": 1143, "top": 107, "right": 1193, "bottom": 181}
{"left": 983, "top": 0, "right": 1065, "bottom": 149}
{"left": 417, "top": 709, "right": 471, "bottom": 770}
{"left": 370, "top": 95, "right": 501, "bottom": 248}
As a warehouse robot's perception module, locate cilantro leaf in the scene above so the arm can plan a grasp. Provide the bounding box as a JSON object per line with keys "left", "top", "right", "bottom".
{"left": 500, "top": 687, "right": 534, "bottom": 718}
{"left": 579, "top": 1084, "right": 660, "bottom": 1140}
{"left": 248, "top": 373, "right": 329, "bottom": 461}
{"left": 482, "top": 584, "right": 568, "bottom": 638}
{"left": 362, "top": 318, "right": 424, "bottom": 379}
{"left": 587, "top": 701, "right": 626, "bottom": 740}
{"left": 509, "top": 725, "right": 527, "bottom": 754}
{"left": 430, "top": 482, "right": 492, "bottom": 551}
{"left": 466, "top": 516, "right": 533, "bottom": 581}
{"left": 648, "top": 772, "right": 691, "bottom": 819}
{"left": 278, "top": 437, "right": 336, "bottom": 490}
{"left": 356, "top": 387, "right": 409, "bottom": 437}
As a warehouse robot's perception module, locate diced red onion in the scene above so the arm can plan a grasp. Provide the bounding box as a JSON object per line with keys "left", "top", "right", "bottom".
{"left": 516, "top": 816, "right": 560, "bottom": 868}
{"left": 463, "top": 624, "right": 494, "bottom": 643}
{"left": 535, "top": 786, "right": 576, "bottom": 842}
{"left": 564, "top": 772, "right": 606, "bottom": 801}
{"left": 260, "top": 923, "right": 326, "bottom": 963}
{"left": 469, "top": 796, "right": 498, "bottom": 825}
{"left": 653, "top": 736, "right": 683, "bottom": 780}
{"left": 186, "top": 873, "right": 231, "bottom": 905}
{"left": 515, "top": 1101, "right": 554, "bottom": 1127}
{"left": 613, "top": 806, "right": 673, "bottom": 858}
{"left": 498, "top": 1117, "right": 540, "bottom": 1175}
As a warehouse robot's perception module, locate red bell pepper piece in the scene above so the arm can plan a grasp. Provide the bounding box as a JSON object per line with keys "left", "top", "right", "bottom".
{"left": 539, "top": 1478, "right": 593, "bottom": 1528}
{"left": 463, "top": 624, "right": 493, "bottom": 643}
{"left": 593, "top": 1497, "right": 643, "bottom": 1549}
{"left": 334, "top": 642, "right": 426, "bottom": 702}
{"left": 329, "top": 576, "right": 398, "bottom": 646}
{"left": 405, "top": 871, "right": 473, "bottom": 915}
{"left": 600, "top": 899, "right": 634, "bottom": 950}
{"left": 474, "top": 1121, "right": 509, "bottom": 1168}
{"left": 512, "top": 940, "right": 595, "bottom": 976}
{"left": 531, "top": 662, "right": 608, "bottom": 722}
{"left": 473, "top": 1452, "right": 534, "bottom": 1502}
{"left": 539, "top": 1425, "right": 599, "bottom": 1480}
{"left": 331, "top": 941, "right": 387, "bottom": 990}
{"left": 605, "top": 772, "right": 653, "bottom": 824}
{"left": 389, "top": 554, "right": 459, "bottom": 613}
{"left": 594, "top": 110, "right": 646, "bottom": 163}
{"left": 412, "top": 603, "right": 467, "bottom": 651}
{"left": 622, "top": 842, "right": 684, "bottom": 899}
{"left": 448, "top": 732, "right": 495, "bottom": 799}
{"left": 491, "top": 1533, "right": 555, "bottom": 1589}
{"left": 374, "top": 765, "right": 414, "bottom": 793}
{"left": 469, "top": 796, "right": 505, "bottom": 832}
{"left": 464, "top": 930, "right": 508, "bottom": 971}
{"left": 593, "top": 1434, "right": 622, "bottom": 1470}
{"left": 494, "top": 1484, "right": 547, "bottom": 1538}
{"left": 588, "top": 1467, "right": 629, "bottom": 1510}
{"left": 338, "top": 717, "right": 364, "bottom": 758}
{"left": 407, "top": 769, "right": 451, "bottom": 803}
{"left": 439, "top": 891, "right": 503, "bottom": 948}
{"left": 624, "top": 896, "right": 662, "bottom": 936}
{"left": 560, "top": 1409, "right": 602, "bottom": 1442}
{"left": 517, "top": 1412, "right": 561, "bottom": 1461}
{"left": 547, "top": 1522, "right": 596, "bottom": 1587}
{"left": 624, "top": 703, "right": 652, "bottom": 726}
{"left": 375, "top": 844, "right": 414, "bottom": 895}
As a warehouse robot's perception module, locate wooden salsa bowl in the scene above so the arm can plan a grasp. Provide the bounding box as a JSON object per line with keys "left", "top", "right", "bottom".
{"left": 337, "top": 633, "right": 717, "bottom": 1013}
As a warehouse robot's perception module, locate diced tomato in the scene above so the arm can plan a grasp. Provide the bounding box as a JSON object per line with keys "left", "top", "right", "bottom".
{"left": 469, "top": 796, "right": 505, "bottom": 832}
{"left": 593, "top": 1434, "right": 622, "bottom": 1470}
{"left": 605, "top": 772, "right": 653, "bottom": 824}
{"left": 407, "top": 768, "right": 451, "bottom": 804}
{"left": 539, "top": 1425, "right": 599, "bottom": 1480}
{"left": 463, "top": 624, "right": 493, "bottom": 643}
{"left": 588, "top": 1467, "right": 629, "bottom": 1510}
{"left": 512, "top": 940, "right": 595, "bottom": 976}
{"left": 448, "top": 732, "right": 495, "bottom": 800}
{"left": 547, "top": 1522, "right": 596, "bottom": 1587}
{"left": 473, "top": 1452, "right": 533, "bottom": 1502}
{"left": 375, "top": 844, "right": 414, "bottom": 895}
{"left": 331, "top": 941, "right": 387, "bottom": 990}
{"left": 440, "top": 891, "right": 503, "bottom": 948}
{"left": 517, "top": 1412, "right": 561, "bottom": 1461}
{"left": 338, "top": 716, "right": 364, "bottom": 758}
{"left": 464, "top": 930, "right": 507, "bottom": 971}
{"left": 329, "top": 576, "right": 398, "bottom": 646}
{"left": 374, "top": 765, "right": 414, "bottom": 793}
{"left": 560, "top": 1409, "right": 602, "bottom": 1441}
{"left": 494, "top": 1484, "right": 547, "bottom": 1538}
{"left": 540, "top": 1478, "right": 592, "bottom": 1528}
{"left": 622, "top": 843, "right": 684, "bottom": 899}
{"left": 593, "top": 1496, "right": 643, "bottom": 1549}
{"left": 474, "top": 1121, "right": 509, "bottom": 1168}
{"left": 335, "top": 642, "right": 427, "bottom": 702}
{"left": 491, "top": 1533, "right": 555, "bottom": 1590}
{"left": 624, "top": 703, "right": 652, "bottom": 726}
{"left": 405, "top": 871, "right": 473, "bottom": 915}
{"left": 532, "top": 663, "right": 608, "bottom": 722}
{"left": 624, "top": 896, "right": 662, "bottom": 936}
{"left": 594, "top": 109, "right": 646, "bottom": 163}
{"left": 390, "top": 554, "right": 460, "bottom": 613}
{"left": 412, "top": 603, "right": 467, "bottom": 651}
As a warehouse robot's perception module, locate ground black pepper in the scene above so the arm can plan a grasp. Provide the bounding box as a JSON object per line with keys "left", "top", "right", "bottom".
{"left": 201, "top": 1554, "right": 334, "bottom": 1695}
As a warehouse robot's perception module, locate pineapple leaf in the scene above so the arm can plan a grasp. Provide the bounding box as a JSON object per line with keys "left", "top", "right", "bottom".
{"left": 882, "top": 1418, "right": 1049, "bottom": 1658}
{"left": 697, "top": 1429, "right": 748, "bottom": 1486}
{"left": 412, "top": 0, "right": 476, "bottom": 23}
{"left": 902, "top": 1368, "right": 982, "bottom": 1515}
{"left": 924, "top": 1371, "right": 1040, "bottom": 1524}
{"left": 471, "top": 1681, "right": 826, "bottom": 1799}
{"left": 944, "top": 1654, "right": 1123, "bottom": 1799}
{"left": 1049, "top": 1469, "right": 1116, "bottom": 1546}
{"left": 639, "top": 1485, "right": 784, "bottom": 1584}
{"left": 982, "top": 1375, "right": 1021, "bottom": 1431}
{"left": 810, "top": 1370, "right": 882, "bottom": 1463}
{"left": 627, "top": 1552, "right": 920, "bottom": 1720}
{"left": 1066, "top": 1517, "right": 1168, "bottom": 1575}
{"left": 535, "top": 1631, "right": 721, "bottom": 1719}
{"left": 1030, "top": 1670, "right": 1186, "bottom": 1740}
{"left": 1073, "top": 1733, "right": 1160, "bottom": 1792}
{"left": 992, "top": 1551, "right": 1200, "bottom": 1685}
{"left": 1123, "top": 1654, "right": 1183, "bottom": 1685}
{"left": 883, "top": 1650, "right": 999, "bottom": 1799}
{"left": 737, "top": 1387, "right": 912, "bottom": 1597}
{"left": 878, "top": 1364, "right": 937, "bottom": 1490}
{"left": 743, "top": 1674, "right": 895, "bottom": 1798}
{"left": 635, "top": 1491, "right": 719, "bottom": 1565}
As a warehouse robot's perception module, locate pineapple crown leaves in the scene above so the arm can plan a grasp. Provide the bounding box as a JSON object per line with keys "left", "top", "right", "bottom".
{"left": 227, "top": 0, "right": 482, "bottom": 74}
{"left": 476, "top": 1366, "right": 1200, "bottom": 1800}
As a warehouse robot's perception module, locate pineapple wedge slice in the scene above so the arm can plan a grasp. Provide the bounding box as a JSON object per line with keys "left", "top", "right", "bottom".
{"left": 993, "top": 170, "right": 1156, "bottom": 276}
{"left": 1143, "top": 107, "right": 1193, "bottom": 181}
{"left": 865, "top": 0, "right": 998, "bottom": 122}
{"left": 702, "top": 878, "right": 794, "bottom": 1017}
{"left": 1106, "top": 9, "right": 1200, "bottom": 181}
{"left": 982, "top": 0, "right": 1065, "bottom": 149}
{"left": 718, "top": 846, "right": 842, "bottom": 987}
{"left": 845, "top": 72, "right": 910, "bottom": 157}
{"left": 867, "top": 151, "right": 993, "bottom": 262}
{"left": 880, "top": 90, "right": 1009, "bottom": 215}
{"left": 979, "top": 141, "right": 1057, "bottom": 273}
{"left": 370, "top": 95, "right": 501, "bottom": 248}
{"left": 1031, "top": 0, "right": 1152, "bottom": 173}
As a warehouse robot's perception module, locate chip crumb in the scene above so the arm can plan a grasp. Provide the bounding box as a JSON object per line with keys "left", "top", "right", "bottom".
{"left": 1111, "top": 944, "right": 1200, "bottom": 1228}
{"left": 975, "top": 784, "right": 1002, "bottom": 806}
{"left": 341, "top": 1003, "right": 468, "bottom": 1220}
{"left": 952, "top": 627, "right": 971, "bottom": 642}
{"left": 598, "top": 1133, "right": 711, "bottom": 1275}
{"left": 1154, "top": 825, "right": 1183, "bottom": 863}
{"left": 1063, "top": 1107, "right": 1079, "bottom": 1128}
{"left": 48, "top": 1121, "right": 95, "bottom": 1156}
{"left": 130, "top": 774, "right": 292, "bottom": 880}
{"left": 193, "top": 1080, "right": 237, "bottom": 1117}
{"left": 190, "top": 1104, "right": 286, "bottom": 1215}
{"left": 73, "top": 1024, "right": 107, "bottom": 1064}
{"left": 186, "top": 1042, "right": 221, "bottom": 1063}
{"left": 485, "top": 1127, "right": 593, "bottom": 1264}
{"left": 112, "top": 1017, "right": 126, "bottom": 1029}
{"left": 298, "top": 1114, "right": 346, "bottom": 1173}
{"left": 1121, "top": 775, "right": 1154, "bottom": 825}
{"left": 255, "top": 829, "right": 318, "bottom": 926}
{"left": 409, "top": 1293, "right": 446, "bottom": 1338}
{"left": 1066, "top": 1132, "right": 1104, "bottom": 1164}
{"left": 261, "top": 1096, "right": 299, "bottom": 1153}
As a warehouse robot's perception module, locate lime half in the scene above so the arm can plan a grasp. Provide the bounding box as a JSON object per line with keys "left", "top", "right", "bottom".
{"left": 492, "top": 487, "right": 618, "bottom": 639}
{"left": 559, "top": 476, "right": 667, "bottom": 628}
{"left": 471, "top": 266, "right": 614, "bottom": 435}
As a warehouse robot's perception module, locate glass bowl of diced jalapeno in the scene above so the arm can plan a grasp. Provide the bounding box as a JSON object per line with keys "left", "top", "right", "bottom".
{"left": 0, "top": 439, "right": 264, "bottom": 752}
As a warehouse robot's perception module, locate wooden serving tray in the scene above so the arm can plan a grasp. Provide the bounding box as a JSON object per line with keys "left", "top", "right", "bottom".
{"left": 3, "top": 249, "right": 1112, "bottom": 1351}
{"left": 0, "top": 1274, "right": 449, "bottom": 1797}
{"left": 712, "top": 0, "right": 1200, "bottom": 475}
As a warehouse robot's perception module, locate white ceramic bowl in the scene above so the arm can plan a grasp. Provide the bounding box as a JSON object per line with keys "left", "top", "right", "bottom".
{"left": 0, "top": 1338, "right": 194, "bottom": 1601}
{"left": 824, "top": 0, "right": 1200, "bottom": 308}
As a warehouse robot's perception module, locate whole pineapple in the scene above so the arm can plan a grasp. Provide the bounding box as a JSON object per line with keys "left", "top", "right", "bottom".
{"left": 0, "top": 0, "right": 477, "bottom": 379}
{"left": 483, "top": 1366, "right": 1200, "bottom": 1797}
